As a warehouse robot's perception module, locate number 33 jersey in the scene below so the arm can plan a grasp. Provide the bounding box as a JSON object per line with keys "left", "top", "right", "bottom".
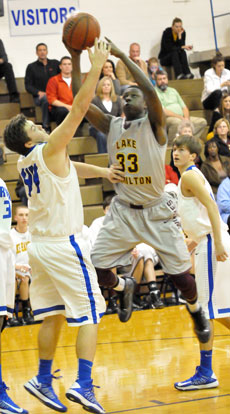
{"left": 0, "top": 178, "right": 13, "bottom": 249}
{"left": 107, "top": 115, "right": 167, "bottom": 206}
{"left": 17, "top": 144, "right": 83, "bottom": 238}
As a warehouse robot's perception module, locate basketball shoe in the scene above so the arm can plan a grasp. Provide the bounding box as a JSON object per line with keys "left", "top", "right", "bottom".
{"left": 186, "top": 306, "right": 211, "bottom": 343}
{"left": 174, "top": 366, "right": 219, "bottom": 390}
{"left": 24, "top": 373, "right": 67, "bottom": 412}
{"left": 0, "top": 382, "right": 28, "bottom": 413}
{"left": 149, "top": 290, "right": 164, "bottom": 309}
{"left": 66, "top": 380, "right": 105, "bottom": 413}
{"left": 117, "top": 276, "right": 136, "bottom": 322}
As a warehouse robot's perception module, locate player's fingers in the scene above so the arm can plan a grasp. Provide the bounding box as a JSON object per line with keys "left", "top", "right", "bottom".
{"left": 104, "top": 36, "right": 112, "bottom": 44}
{"left": 94, "top": 37, "right": 99, "bottom": 50}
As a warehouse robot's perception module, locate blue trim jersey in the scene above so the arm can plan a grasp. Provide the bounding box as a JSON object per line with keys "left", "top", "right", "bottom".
{"left": 107, "top": 115, "right": 167, "bottom": 206}
{"left": 0, "top": 178, "right": 13, "bottom": 249}
{"left": 17, "top": 144, "right": 83, "bottom": 237}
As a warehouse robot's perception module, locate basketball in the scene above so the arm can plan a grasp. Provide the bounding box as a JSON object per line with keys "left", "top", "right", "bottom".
{"left": 63, "top": 12, "right": 101, "bottom": 50}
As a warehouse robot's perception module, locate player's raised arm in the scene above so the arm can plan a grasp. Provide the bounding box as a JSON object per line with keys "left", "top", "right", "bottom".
{"left": 71, "top": 46, "right": 112, "bottom": 135}
{"left": 182, "top": 171, "right": 228, "bottom": 261}
{"left": 44, "top": 39, "right": 110, "bottom": 156}
{"left": 105, "top": 37, "right": 166, "bottom": 144}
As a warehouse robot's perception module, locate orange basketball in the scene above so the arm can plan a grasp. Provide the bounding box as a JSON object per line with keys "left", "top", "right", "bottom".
{"left": 63, "top": 12, "right": 100, "bottom": 50}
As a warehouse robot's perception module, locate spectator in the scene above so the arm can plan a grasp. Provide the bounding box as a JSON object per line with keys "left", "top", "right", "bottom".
{"left": 201, "top": 55, "right": 230, "bottom": 111}
{"left": 89, "top": 76, "right": 122, "bottom": 153}
{"left": 100, "top": 59, "right": 121, "bottom": 95}
{"left": 216, "top": 175, "right": 230, "bottom": 232}
{"left": 201, "top": 139, "right": 230, "bottom": 197}
{"left": 176, "top": 119, "right": 194, "bottom": 136}
{"left": 25, "top": 43, "right": 60, "bottom": 132}
{"left": 158, "top": 17, "right": 194, "bottom": 80}
{"left": 147, "top": 57, "right": 162, "bottom": 86}
{"left": 10, "top": 206, "right": 33, "bottom": 325}
{"left": 208, "top": 92, "right": 230, "bottom": 136}
{"left": 116, "top": 42, "right": 148, "bottom": 93}
{"left": 155, "top": 70, "right": 207, "bottom": 145}
{"left": 213, "top": 118, "right": 230, "bottom": 157}
{"left": 0, "top": 39, "right": 19, "bottom": 102}
{"left": 46, "top": 56, "right": 73, "bottom": 125}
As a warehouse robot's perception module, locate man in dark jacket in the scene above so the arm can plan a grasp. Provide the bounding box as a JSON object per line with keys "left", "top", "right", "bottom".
{"left": 25, "top": 43, "right": 60, "bottom": 131}
{"left": 158, "top": 17, "right": 194, "bottom": 80}
{"left": 0, "top": 39, "right": 19, "bottom": 102}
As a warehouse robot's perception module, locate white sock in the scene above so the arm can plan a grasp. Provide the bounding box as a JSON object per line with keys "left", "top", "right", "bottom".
{"left": 113, "top": 276, "right": 125, "bottom": 291}
{"left": 187, "top": 301, "right": 200, "bottom": 313}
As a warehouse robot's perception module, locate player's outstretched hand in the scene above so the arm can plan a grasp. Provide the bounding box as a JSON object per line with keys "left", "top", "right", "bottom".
{"left": 215, "top": 242, "right": 228, "bottom": 262}
{"left": 104, "top": 37, "right": 122, "bottom": 58}
{"left": 107, "top": 163, "right": 125, "bottom": 183}
{"left": 87, "top": 39, "right": 111, "bottom": 68}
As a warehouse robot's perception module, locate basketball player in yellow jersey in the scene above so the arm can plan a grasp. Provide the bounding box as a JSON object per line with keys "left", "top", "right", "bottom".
{"left": 4, "top": 40, "right": 124, "bottom": 414}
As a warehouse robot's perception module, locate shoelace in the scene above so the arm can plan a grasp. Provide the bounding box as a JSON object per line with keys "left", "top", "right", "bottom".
{"left": 84, "top": 385, "right": 100, "bottom": 403}
{"left": 51, "top": 369, "right": 63, "bottom": 380}
{"left": 0, "top": 382, "right": 9, "bottom": 393}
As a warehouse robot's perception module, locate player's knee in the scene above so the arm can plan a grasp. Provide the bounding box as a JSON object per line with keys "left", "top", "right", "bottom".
{"left": 96, "top": 267, "right": 118, "bottom": 288}
{"left": 169, "top": 272, "right": 197, "bottom": 301}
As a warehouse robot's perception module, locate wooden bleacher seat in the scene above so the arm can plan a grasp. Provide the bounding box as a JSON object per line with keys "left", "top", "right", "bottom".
{"left": 84, "top": 153, "right": 109, "bottom": 167}
{"left": 80, "top": 184, "right": 103, "bottom": 206}
{"left": 0, "top": 103, "right": 20, "bottom": 120}
{"left": 84, "top": 205, "right": 104, "bottom": 227}
{"left": 68, "top": 137, "right": 97, "bottom": 156}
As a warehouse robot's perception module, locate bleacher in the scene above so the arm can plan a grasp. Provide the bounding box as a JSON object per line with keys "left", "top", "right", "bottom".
{"left": 0, "top": 76, "right": 209, "bottom": 226}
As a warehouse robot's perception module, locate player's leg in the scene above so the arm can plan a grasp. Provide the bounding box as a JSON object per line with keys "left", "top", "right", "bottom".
{"left": 143, "top": 259, "right": 164, "bottom": 309}
{"left": 66, "top": 324, "right": 105, "bottom": 413}
{"left": 24, "top": 314, "right": 67, "bottom": 412}
{"left": 19, "top": 276, "right": 33, "bottom": 324}
{"left": 0, "top": 248, "right": 28, "bottom": 414}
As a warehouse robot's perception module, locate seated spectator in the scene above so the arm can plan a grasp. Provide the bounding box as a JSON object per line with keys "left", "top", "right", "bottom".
{"left": 155, "top": 70, "right": 207, "bottom": 145}
{"left": 165, "top": 149, "right": 180, "bottom": 186}
{"left": 89, "top": 76, "right": 122, "bottom": 153}
{"left": 8, "top": 206, "right": 33, "bottom": 326}
{"left": 200, "top": 138, "right": 230, "bottom": 197}
{"left": 46, "top": 56, "right": 73, "bottom": 125}
{"left": 213, "top": 118, "right": 230, "bottom": 157}
{"left": 130, "top": 243, "right": 164, "bottom": 309}
{"left": 201, "top": 55, "right": 230, "bottom": 110}
{"left": 216, "top": 175, "right": 230, "bottom": 232}
{"left": 15, "top": 176, "right": 28, "bottom": 206}
{"left": 158, "top": 17, "right": 194, "bottom": 80}
{"left": 0, "top": 39, "right": 19, "bottom": 102}
{"left": 147, "top": 57, "right": 162, "bottom": 86}
{"left": 99, "top": 59, "right": 121, "bottom": 95}
{"left": 116, "top": 42, "right": 148, "bottom": 93}
{"left": 25, "top": 43, "right": 60, "bottom": 132}
{"left": 208, "top": 92, "right": 230, "bottom": 137}
{"left": 176, "top": 119, "right": 194, "bottom": 137}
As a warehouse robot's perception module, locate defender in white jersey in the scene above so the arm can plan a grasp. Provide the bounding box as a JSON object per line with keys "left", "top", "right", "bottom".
{"left": 4, "top": 40, "right": 123, "bottom": 414}
{"left": 173, "top": 134, "right": 230, "bottom": 391}
{"left": 10, "top": 205, "right": 33, "bottom": 324}
{"left": 74, "top": 38, "right": 211, "bottom": 342}
{"left": 0, "top": 178, "right": 28, "bottom": 413}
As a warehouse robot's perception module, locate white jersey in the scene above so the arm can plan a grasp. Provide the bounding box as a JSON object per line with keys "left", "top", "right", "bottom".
{"left": 17, "top": 144, "right": 83, "bottom": 238}
{"left": 107, "top": 115, "right": 167, "bottom": 206}
{"left": 178, "top": 166, "right": 228, "bottom": 242}
{"left": 0, "top": 178, "right": 13, "bottom": 249}
{"left": 10, "top": 227, "right": 31, "bottom": 265}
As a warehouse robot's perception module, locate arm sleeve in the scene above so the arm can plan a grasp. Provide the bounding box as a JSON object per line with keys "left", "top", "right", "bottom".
{"left": 0, "top": 39, "right": 8, "bottom": 63}
{"left": 204, "top": 72, "right": 218, "bottom": 95}
{"left": 46, "top": 77, "right": 58, "bottom": 105}
{"left": 25, "top": 64, "right": 39, "bottom": 96}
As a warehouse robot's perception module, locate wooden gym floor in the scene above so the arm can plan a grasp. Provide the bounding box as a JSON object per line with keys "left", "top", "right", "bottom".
{"left": 2, "top": 305, "right": 230, "bottom": 413}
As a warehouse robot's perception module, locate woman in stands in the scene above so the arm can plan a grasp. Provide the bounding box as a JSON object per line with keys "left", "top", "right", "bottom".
{"left": 201, "top": 138, "right": 230, "bottom": 197}
{"left": 208, "top": 92, "right": 230, "bottom": 136}
{"left": 201, "top": 55, "right": 230, "bottom": 111}
{"left": 212, "top": 118, "right": 230, "bottom": 157}
{"left": 89, "top": 76, "right": 122, "bottom": 153}
{"left": 99, "top": 59, "right": 121, "bottom": 95}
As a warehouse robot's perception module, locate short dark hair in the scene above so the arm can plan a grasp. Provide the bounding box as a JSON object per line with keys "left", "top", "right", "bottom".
{"left": 211, "top": 54, "right": 225, "bottom": 67}
{"left": 122, "top": 85, "right": 143, "bottom": 97}
{"left": 172, "top": 135, "right": 202, "bottom": 156}
{"left": 4, "top": 114, "right": 30, "bottom": 155}
{"left": 172, "top": 17, "right": 182, "bottom": 25}
{"left": 103, "top": 195, "right": 114, "bottom": 210}
{"left": 155, "top": 69, "right": 168, "bottom": 79}
{"left": 60, "top": 56, "right": 72, "bottom": 64}
{"left": 36, "top": 43, "right": 47, "bottom": 51}
{"left": 204, "top": 138, "right": 218, "bottom": 158}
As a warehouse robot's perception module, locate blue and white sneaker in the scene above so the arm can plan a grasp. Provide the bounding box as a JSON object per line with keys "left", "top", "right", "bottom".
{"left": 0, "top": 382, "right": 28, "bottom": 413}
{"left": 24, "top": 372, "right": 67, "bottom": 412}
{"left": 66, "top": 381, "right": 105, "bottom": 413}
{"left": 174, "top": 366, "right": 219, "bottom": 391}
